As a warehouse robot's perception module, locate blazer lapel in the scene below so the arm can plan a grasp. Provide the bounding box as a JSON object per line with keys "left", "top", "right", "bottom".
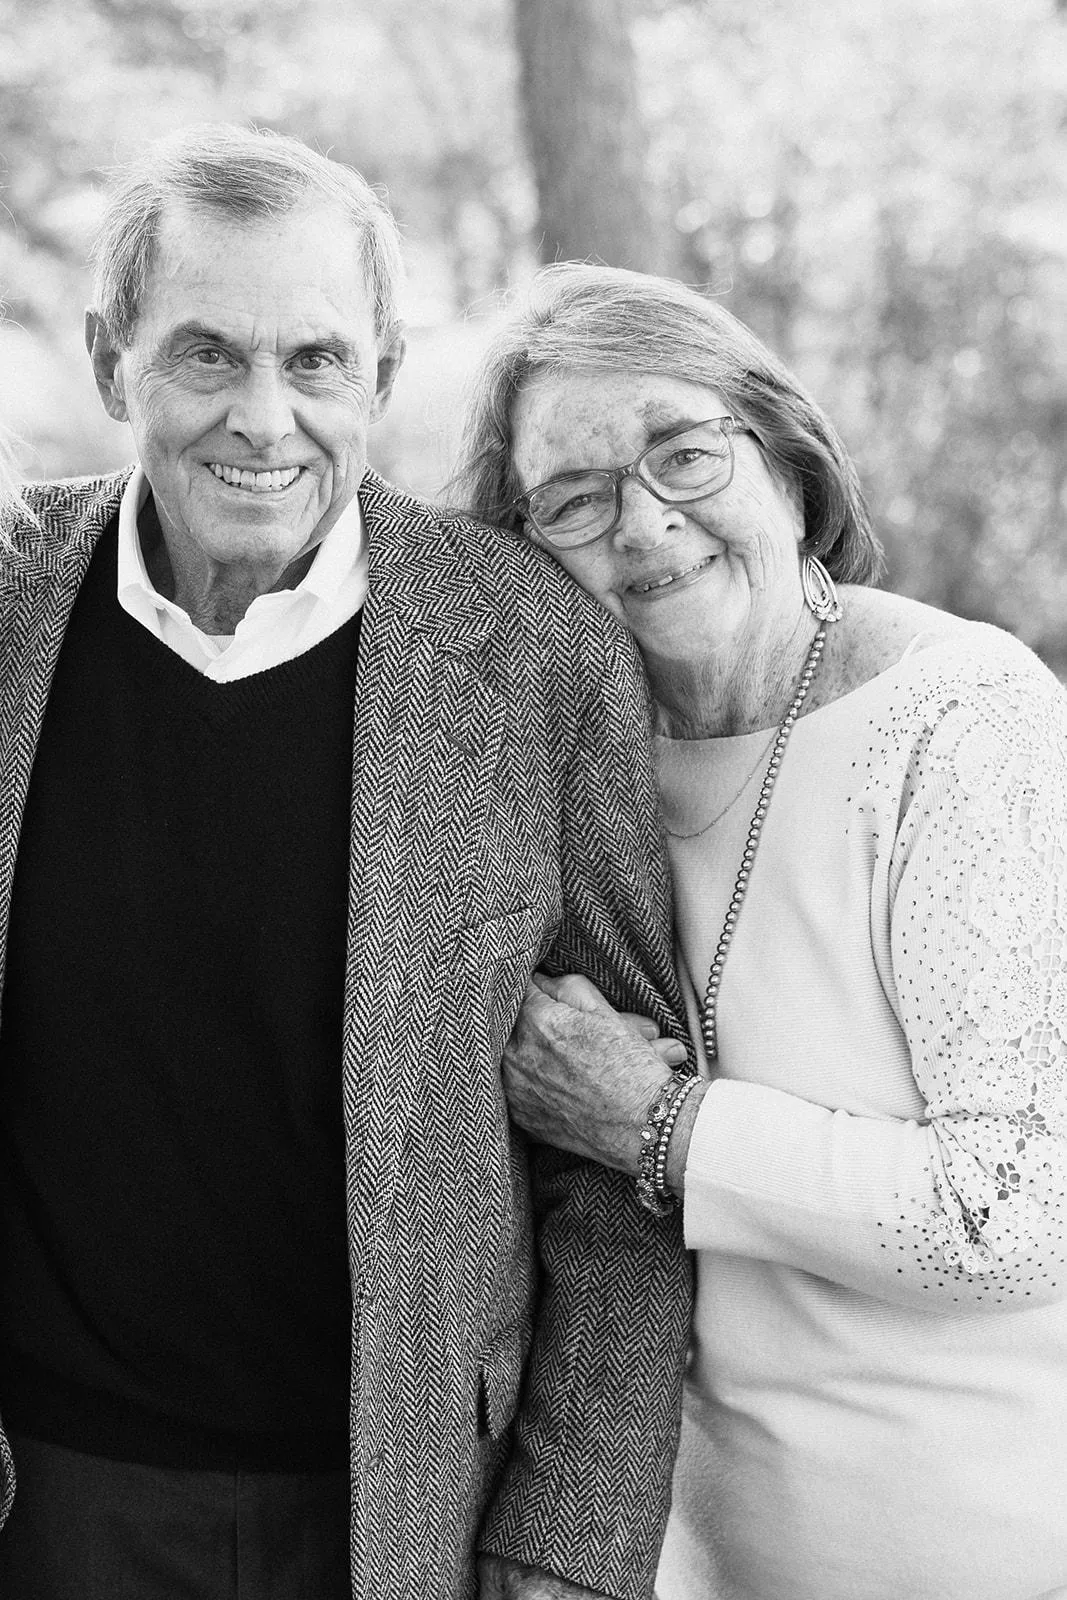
{"left": 342, "top": 476, "right": 506, "bottom": 1273}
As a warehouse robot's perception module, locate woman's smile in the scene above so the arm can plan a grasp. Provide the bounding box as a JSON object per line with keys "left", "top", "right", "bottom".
{"left": 627, "top": 552, "right": 719, "bottom": 600}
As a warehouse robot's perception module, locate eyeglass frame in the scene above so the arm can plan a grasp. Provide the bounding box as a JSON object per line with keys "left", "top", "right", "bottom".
{"left": 510, "top": 415, "right": 752, "bottom": 550}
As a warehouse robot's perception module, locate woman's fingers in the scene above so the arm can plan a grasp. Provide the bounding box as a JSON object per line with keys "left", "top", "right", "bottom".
{"left": 531, "top": 972, "right": 688, "bottom": 1058}
{"left": 531, "top": 970, "right": 614, "bottom": 1014}
{"left": 618, "top": 1011, "right": 660, "bottom": 1040}
{"left": 652, "top": 1037, "right": 689, "bottom": 1067}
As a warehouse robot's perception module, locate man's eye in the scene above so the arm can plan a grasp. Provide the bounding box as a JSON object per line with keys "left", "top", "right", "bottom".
{"left": 294, "top": 352, "right": 331, "bottom": 372}
{"left": 192, "top": 348, "right": 227, "bottom": 367}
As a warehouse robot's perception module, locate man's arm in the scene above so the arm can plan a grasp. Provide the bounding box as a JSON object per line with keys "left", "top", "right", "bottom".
{"left": 479, "top": 628, "right": 693, "bottom": 1600}
{"left": 479, "top": 1152, "right": 690, "bottom": 1599}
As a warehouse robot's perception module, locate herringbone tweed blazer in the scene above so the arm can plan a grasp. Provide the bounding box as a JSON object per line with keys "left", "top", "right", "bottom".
{"left": 0, "top": 469, "right": 693, "bottom": 1600}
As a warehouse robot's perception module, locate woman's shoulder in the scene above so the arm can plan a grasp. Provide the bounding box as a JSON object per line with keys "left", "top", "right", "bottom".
{"left": 828, "top": 587, "right": 1057, "bottom": 702}
{"left": 831, "top": 589, "right": 973, "bottom": 682}
{"left": 819, "top": 590, "right": 1067, "bottom": 806}
{"left": 800, "top": 587, "right": 1066, "bottom": 779}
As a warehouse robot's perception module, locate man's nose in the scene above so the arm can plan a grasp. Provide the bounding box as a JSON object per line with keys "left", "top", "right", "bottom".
{"left": 226, "top": 368, "right": 296, "bottom": 451}
{"left": 612, "top": 475, "right": 685, "bottom": 550}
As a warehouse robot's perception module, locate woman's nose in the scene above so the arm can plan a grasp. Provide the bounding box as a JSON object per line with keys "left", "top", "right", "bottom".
{"left": 612, "top": 477, "right": 685, "bottom": 549}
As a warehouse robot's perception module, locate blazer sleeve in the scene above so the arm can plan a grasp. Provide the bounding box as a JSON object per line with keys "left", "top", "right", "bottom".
{"left": 478, "top": 628, "right": 694, "bottom": 1600}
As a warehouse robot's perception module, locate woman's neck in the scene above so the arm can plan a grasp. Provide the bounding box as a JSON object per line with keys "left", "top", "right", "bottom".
{"left": 646, "top": 607, "right": 820, "bottom": 739}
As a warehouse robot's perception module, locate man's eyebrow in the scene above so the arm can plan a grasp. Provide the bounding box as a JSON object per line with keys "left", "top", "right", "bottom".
{"left": 165, "top": 320, "right": 236, "bottom": 349}
{"left": 292, "top": 334, "right": 359, "bottom": 360}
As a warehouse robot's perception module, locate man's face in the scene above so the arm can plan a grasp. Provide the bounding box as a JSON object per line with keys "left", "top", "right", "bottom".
{"left": 88, "top": 198, "right": 403, "bottom": 574}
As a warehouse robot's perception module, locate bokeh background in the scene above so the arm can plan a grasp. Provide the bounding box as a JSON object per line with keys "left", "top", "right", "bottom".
{"left": 2, "top": 0, "right": 1066, "bottom": 669}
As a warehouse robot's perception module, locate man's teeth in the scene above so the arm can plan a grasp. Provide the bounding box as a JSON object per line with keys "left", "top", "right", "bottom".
{"left": 209, "top": 464, "right": 302, "bottom": 491}
{"left": 635, "top": 556, "right": 714, "bottom": 593}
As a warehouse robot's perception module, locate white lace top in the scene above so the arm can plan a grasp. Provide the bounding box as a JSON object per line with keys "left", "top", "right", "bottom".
{"left": 654, "top": 622, "right": 1067, "bottom": 1600}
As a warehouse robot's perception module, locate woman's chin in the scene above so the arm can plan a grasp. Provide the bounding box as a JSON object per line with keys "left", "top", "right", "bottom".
{"left": 625, "top": 592, "right": 746, "bottom": 665}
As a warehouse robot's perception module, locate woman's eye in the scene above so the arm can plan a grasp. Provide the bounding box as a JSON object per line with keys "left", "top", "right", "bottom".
{"left": 540, "top": 490, "right": 603, "bottom": 525}
{"left": 553, "top": 493, "right": 593, "bottom": 519}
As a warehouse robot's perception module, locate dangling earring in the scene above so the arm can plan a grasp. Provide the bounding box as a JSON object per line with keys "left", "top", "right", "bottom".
{"left": 801, "top": 553, "right": 843, "bottom": 623}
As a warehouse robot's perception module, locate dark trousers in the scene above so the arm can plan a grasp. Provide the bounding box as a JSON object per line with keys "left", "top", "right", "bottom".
{"left": 0, "top": 1432, "right": 352, "bottom": 1600}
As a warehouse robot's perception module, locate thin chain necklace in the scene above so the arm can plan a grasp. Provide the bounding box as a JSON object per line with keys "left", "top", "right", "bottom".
{"left": 701, "top": 621, "right": 830, "bottom": 1065}
{"left": 663, "top": 733, "right": 775, "bottom": 841}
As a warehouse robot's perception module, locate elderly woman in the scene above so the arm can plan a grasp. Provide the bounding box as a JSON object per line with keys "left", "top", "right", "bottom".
{"left": 454, "top": 264, "right": 1067, "bottom": 1600}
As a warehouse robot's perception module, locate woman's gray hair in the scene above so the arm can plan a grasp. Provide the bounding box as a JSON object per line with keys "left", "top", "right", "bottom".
{"left": 0, "top": 430, "right": 19, "bottom": 511}
{"left": 454, "top": 263, "right": 883, "bottom": 585}
{"left": 90, "top": 123, "right": 405, "bottom": 347}
{"left": 0, "top": 305, "right": 24, "bottom": 541}
{"left": 0, "top": 428, "right": 38, "bottom": 546}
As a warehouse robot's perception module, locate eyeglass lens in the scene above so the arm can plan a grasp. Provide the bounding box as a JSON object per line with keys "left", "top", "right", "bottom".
{"left": 526, "top": 418, "right": 735, "bottom": 546}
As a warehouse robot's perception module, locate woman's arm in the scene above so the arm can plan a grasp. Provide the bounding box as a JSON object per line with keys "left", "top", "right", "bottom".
{"left": 681, "top": 643, "right": 1067, "bottom": 1311}
{"left": 503, "top": 642, "right": 1067, "bottom": 1317}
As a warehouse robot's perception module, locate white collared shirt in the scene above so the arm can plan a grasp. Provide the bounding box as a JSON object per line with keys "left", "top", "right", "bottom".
{"left": 116, "top": 466, "right": 368, "bottom": 682}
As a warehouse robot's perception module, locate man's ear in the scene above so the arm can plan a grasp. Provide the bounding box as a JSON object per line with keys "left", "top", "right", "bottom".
{"left": 85, "top": 310, "right": 130, "bottom": 423}
{"left": 369, "top": 324, "right": 406, "bottom": 424}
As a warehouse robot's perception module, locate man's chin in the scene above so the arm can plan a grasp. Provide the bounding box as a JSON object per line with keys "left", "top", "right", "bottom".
{"left": 183, "top": 489, "right": 329, "bottom": 567}
{"left": 200, "top": 532, "right": 320, "bottom": 573}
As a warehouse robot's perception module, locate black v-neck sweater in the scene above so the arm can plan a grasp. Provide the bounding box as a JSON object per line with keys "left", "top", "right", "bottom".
{"left": 0, "top": 524, "right": 359, "bottom": 1470}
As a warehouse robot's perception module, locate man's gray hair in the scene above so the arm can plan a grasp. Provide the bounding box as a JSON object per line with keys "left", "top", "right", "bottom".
{"left": 454, "top": 262, "right": 883, "bottom": 586}
{"left": 90, "top": 123, "right": 405, "bottom": 347}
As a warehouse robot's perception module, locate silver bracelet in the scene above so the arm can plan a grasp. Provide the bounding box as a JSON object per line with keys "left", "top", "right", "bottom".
{"left": 653, "top": 1073, "right": 700, "bottom": 1204}
{"left": 636, "top": 1070, "right": 698, "bottom": 1216}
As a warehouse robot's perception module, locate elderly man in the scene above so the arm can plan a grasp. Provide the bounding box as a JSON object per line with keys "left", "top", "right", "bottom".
{"left": 0, "top": 127, "right": 690, "bottom": 1600}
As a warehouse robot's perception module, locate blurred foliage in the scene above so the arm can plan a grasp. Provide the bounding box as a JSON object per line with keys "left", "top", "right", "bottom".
{"left": 1, "top": 0, "right": 1066, "bottom": 667}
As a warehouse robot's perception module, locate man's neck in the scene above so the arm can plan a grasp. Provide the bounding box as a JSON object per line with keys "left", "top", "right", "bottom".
{"left": 138, "top": 495, "right": 317, "bottom": 635}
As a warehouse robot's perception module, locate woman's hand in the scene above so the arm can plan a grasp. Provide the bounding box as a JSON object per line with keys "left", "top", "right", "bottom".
{"left": 502, "top": 972, "right": 694, "bottom": 1180}
{"left": 479, "top": 1554, "right": 609, "bottom": 1598}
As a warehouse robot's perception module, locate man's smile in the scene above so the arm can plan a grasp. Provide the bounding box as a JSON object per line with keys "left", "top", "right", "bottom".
{"left": 207, "top": 463, "right": 304, "bottom": 492}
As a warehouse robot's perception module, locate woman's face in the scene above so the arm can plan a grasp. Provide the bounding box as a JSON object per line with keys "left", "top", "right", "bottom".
{"left": 511, "top": 368, "right": 807, "bottom": 674}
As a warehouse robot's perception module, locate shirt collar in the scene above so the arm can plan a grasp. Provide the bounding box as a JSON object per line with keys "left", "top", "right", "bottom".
{"left": 116, "top": 464, "right": 366, "bottom": 614}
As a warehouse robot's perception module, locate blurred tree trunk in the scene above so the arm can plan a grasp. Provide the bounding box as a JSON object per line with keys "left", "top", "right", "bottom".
{"left": 514, "top": 0, "right": 675, "bottom": 271}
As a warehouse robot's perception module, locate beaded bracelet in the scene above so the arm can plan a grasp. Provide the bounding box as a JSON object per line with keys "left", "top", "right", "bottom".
{"left": 653, "top": 1073, "right": 700, "bottom": 1204}
{"left": 635, "top": 1070, "right": 700, "bottom": 1217}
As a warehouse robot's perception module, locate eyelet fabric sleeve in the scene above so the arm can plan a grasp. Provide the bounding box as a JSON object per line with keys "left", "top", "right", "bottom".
{"left": 890, "top": 642, "right": 1067, "bottom": 1281}
{"left": 681, "top": 632, "right": 1067, "bottom": 1312}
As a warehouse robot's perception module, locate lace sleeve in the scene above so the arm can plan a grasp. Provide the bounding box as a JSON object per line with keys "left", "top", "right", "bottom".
{"left": 682, "top": 634, "right": 1067, "bottom": 1311}
{"left": 889, "top": 642, "right": 1067, "bottom": 1281}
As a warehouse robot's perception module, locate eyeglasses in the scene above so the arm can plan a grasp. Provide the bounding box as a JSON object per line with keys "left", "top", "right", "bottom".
{"left": 512, "top": 416, "right": 747, "bottom": 550}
